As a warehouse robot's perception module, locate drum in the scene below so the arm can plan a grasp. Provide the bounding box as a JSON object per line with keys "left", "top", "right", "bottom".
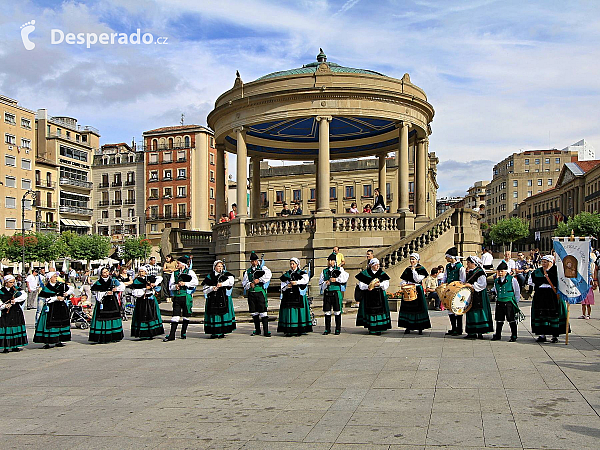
{"left": 435, "top": 283, "right": 447, "bottom": 304}
{"left": 401, "top": 284, "right": 418, "bottom": 301}
{"left": 444, "top": 282, "right": 473, "bottom": 315}
{"left": 368, "top": 278, "right": 380, "bottom": 290}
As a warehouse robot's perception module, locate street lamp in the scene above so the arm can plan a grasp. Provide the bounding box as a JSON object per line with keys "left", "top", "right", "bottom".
{"left": 22, "top": 189, "right": 36, "bottom": 276}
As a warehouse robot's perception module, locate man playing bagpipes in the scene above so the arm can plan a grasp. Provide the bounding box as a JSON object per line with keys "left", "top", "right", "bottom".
{"left": 0, "top": 274, "right": 28, "bottom": 353}
{"left": 201, "top": 260, "right": 236, "bottom": 339}
{"left": 33, "top": 271, "right": 74, "bottom": 349}
{"left": 164, "top": 256, "right": 198, "bottom": 341}
{"left": 242, "top": 251, "right": 272, "bottom": 337}
{"left": 398, "top": 252, "right": 432, "bottom": 335}
{"left": 441, "top": 247, "right": 466, "bottom": 336}
{"left": 131, "top": 265, "right": 165, "bottom": 340}
{"left": 278, "top": 257, "right": 313, "bottom": 337}
{"left": 491, "top": 261, "right": 524, "bottom": 342}
{"left": 355, "top": 258, "right": 392, "bottom": 335}
{"left": 89, "top": 267, "right": 126, "bottom": 344}
{"left": 319, "top": 252, "right": 349, "bottom": 335}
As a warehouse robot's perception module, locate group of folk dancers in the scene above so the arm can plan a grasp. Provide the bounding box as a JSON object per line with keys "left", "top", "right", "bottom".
{"left": 0, "top": 247, "right": 571, "bottom": 352}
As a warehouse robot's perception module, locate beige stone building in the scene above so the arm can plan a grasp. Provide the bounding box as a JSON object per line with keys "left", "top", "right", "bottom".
{"left": 35, "top": 109, "right": 100, "bottom": 234}
{"left": 256, "top": 154, "right": 438, "bottom": 219}
{"left": 92, "top": 143, "right": 146, "bottom": 241}
{"left": 1, "top": 95, "right": 36, "bottom": 235}
{"left": 516, "top": 160, "right": 600, "bottom": 252}
{"left": 486, "top": 149, "right": 577, "bottom": 225}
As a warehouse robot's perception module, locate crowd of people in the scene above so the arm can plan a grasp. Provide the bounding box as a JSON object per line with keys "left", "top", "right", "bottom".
{"left": 0, "top": 244, "right": 597, "bottom": 353}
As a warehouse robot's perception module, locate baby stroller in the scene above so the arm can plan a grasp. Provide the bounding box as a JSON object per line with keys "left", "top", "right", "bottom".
{"left": 69, "top": 296, "right": 91, "bottom": 329}
{"left": 120, "top": 290, "right": 135, "bottom": 321}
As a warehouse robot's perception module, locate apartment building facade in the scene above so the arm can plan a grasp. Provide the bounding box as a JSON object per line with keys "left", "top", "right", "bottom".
{"left": 1, "top": 95, "right": 36, "bottom": 235}
{"left": 485, "top": 149, "right": 577, "bottom": 225}
{"left": 35, "top": 109, "right": 99, "bottom": 234}
{"left": 142, "top": 125, "right": 216, "bottom": 240}
{"left": 92, "top": 143, "right": 145, "bottom": 240}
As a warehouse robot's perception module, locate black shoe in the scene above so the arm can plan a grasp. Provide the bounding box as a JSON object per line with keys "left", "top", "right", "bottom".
{"left": 180, "top": 335, "right": 186, "bottom": 340}
{"left": 2, "top": 349, "right": 8, "bottom": 353}
{"left": 163, "top": 336, "right": 175, "bottom": 342}
{"left": 261, "top": 317, "right": 270, "bottom": 337}
{"left": 477, "top": 334, "right": 484, "bottom": 340}
{"left": 404, "top": 329, "right": 411, "bottom": 334}
{"left": 11, "top": 348, "right": 22, "bottom": 352}
{"left": 43, "top": 344, "right": 51, "bottom": 349}
{"left": 551, "top": 337, "right": 559, "bottom": 343}
{"left": 209, "top": 334, "right": 218, "bottom": 339}
{"left": 284, "top": 333, "right": 292, "bottom": 337}
{"left": 251, "top": 330, "right": 260, "bottom": 336}
{"left": 491, "top": 334, "right": 501, "bottom": 341}
{"left": 418, "top": 330, "right": 423, "bottom": 335}
{"left": 464, "top": 334, "right": 477, "bottom": 339}
{"left": 445, "top": 330, "right": 454, "bottom": 335}
{"left": 509, "top": 336, "right": 517, "bottom": 342}
{"left": 56, "top": 342, "right": 65, "bottom": 347}
{"left": 536, "top": 336, "right": 547, "bottom": 343}
{"left": 375, "top": 331, "right": 382, "bottom": 336}
{"left": 218, "top": 334, "right": 225, "bottom": 339}
{"left": 264, "top": 331, "right": 272, "bottom": 337}
{"left": 322, "top": 330, "right": 330, "bottom": 335}
{"left": 334, "top": 329, "right": 340, "bottom": 335}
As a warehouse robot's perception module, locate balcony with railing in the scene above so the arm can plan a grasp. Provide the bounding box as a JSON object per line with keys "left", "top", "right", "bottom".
{"left": 111, "top": 181, "right": 122, "bottom": 187}
{"left": 146, "top": 212, "right": 191, "bottom": 221}
{"left": 98, "top": 182, "right": 110, "bottom": 188}
{"left": 35, "top": 180, "right": 56, "bottom": 189}
{"left": 60, "top": 205, "right": 93, "bottom": 216}
{"left": 111, "top": 199, "right": 123, "bottom": 206}
{"left": 125, "top": 180, "right": 135, "bottom": 186}
{"left": 34, "top": 201, "right": 57, "bottom": 209}
{"left": 59, "top": 177, "right": 93, "bottom": 189}
{"left": 98, "top": 200, "right": 110, "bottom": 207}
{"left": 124, "top": 198, "right": 136, "bottom": 205}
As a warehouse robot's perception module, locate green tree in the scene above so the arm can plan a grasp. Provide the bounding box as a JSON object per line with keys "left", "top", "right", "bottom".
{"left": 59, "top": 230, "right": 80, "bottom": 257}
{"left": 70, "top": 234, "right": 111, "bottom": 263}
{"left": 489, "top": 217, "right": 530, "bottom": 251}
{"left": 555, "top": 212, "right": 600, "bottom": 239}
{"left": 121, "top": 236, "right": 152, "bottom": 264}
{"left": 3, "top": 232, "right": 67, "bottom": 267}
{"left": 0, "top": 235, "right": 8, "bottom": 260}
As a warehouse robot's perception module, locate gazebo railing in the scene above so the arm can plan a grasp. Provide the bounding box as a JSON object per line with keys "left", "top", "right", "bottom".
{"left": 333, "top": 213, "right": 402, "bottom": 232}
{"left": 246, "top": 216, "right": 315, "bottom": 236}
{"left": 213, "top": 222, "right": 231, "bottom": 241}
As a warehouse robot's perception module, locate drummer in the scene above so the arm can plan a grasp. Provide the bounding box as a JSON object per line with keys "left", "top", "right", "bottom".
{"left": 440, "top": 247, "right": 466, "bottom": 336}
{"left": 463, "top": 255, "right": 494, "bottom": 339}
{"left": 398, "top": 253, "right": 431, "bottom": 335}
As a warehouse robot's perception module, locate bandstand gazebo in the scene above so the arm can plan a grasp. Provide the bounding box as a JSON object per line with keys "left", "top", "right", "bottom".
{"left": 207, "top": 50, "right": 464, "bottom": 281}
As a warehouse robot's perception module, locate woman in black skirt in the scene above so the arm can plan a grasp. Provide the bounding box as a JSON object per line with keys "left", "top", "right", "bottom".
{"left": 34, "top": 272, "right": 74, "bottom": 349}
{"left": 0, "top": 274, "right": 28, "bottom": 353}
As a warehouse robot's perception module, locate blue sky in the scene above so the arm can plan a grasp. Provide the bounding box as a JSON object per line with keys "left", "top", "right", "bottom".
{"left": 1, "top": 0, "right": 599, "bottom": 197}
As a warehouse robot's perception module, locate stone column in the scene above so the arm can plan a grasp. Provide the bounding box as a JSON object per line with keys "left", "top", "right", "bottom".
{"left": 415, "top": 138, "right": 427, "bottom": 218}
{"left": 235, "top": 127, "right": 247, "bottom": 218}
{"left": 215, "top": 144, "right": 226, "bottom": 220}
{"left": 250, "top": 156, "right": 261, "bottom": 219}
{"left": 317, "top": 116, "right": 332, "bottom": 214}
{"left": 378, "top": 152, "right": 387, "bottom": 206}
{"left": 397, "top": 122, "right": 411, "bottom": 212}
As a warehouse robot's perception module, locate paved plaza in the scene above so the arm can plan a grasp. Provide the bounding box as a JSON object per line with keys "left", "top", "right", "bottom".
{"left": 2, "top": 300, "right": 600, "bottom": 450}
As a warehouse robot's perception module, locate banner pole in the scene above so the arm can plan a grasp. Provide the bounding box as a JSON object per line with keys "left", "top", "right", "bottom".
{"left": 565, "top": 302, "right": 570, "bottom": 345}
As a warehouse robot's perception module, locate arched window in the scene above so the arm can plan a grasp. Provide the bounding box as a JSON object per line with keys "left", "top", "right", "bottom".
{"left": 184, "top": 136, "right": 190, "bottom": 148}
{"left": 159, "top": 138, "right": 166, "bottom": 149}
{"left": 168, "top": 137, "right": 174, "bottom": 149}
{"left": 152, "top": 139, "right": 158, "bottom": 150}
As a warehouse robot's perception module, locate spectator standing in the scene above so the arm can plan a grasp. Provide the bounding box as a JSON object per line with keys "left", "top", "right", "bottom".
{"left": 503, "top": 250, "right": 516, "bottom": 275}
{"left": 229, "top": 203, "right": 238, "bottom": 220}
{"left": 68, "top": 268, "right": 77, "bottom": 286}
{"left": 161, "top": 254, "right": 177, "bottom": 302}
{"left": 146, "top": 257, "right": 161, "bottom": 278}
{"left": 26, "top": 268, "right": 39, "bottom": 310}
{"left": 333, "top": 246, "right": 345, "bottom": 268}
{"left": 481, "top": 248, "right": 493, "bottom": 270}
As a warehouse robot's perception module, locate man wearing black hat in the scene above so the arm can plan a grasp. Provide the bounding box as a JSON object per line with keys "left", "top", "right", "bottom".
{"left": 164, "top": 256, "right": 198, "bottom": 341}
{"left": 440, "top": 247, "right": 466, "bottom": 336}
{"left": 319, "top": 253, "right": 349, "bottom": 335}
{"left": 491, "top": 261, "right": 522, "bottom": 342}
{"left": 242, "top": 251, "right": 272, "bottom": 337}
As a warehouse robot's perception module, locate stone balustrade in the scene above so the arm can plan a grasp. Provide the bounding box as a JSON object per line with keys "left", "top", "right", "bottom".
{"left": 246, "top": 216, "right": 315, "bottom": 236}
{"left": 333, "top": 214, "right": 402, "bottom": 232}
{"left": 212, "top": 222, "right": 231, "bottom": 241}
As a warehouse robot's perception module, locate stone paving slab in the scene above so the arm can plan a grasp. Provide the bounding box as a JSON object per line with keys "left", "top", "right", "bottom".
{"left": 1, "top": 297, "right": 600, "bottom": 449}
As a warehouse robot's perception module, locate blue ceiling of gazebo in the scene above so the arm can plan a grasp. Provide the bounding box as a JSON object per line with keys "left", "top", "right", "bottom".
{"left": 246, "top": 117, "right": 397, "bottom": 142}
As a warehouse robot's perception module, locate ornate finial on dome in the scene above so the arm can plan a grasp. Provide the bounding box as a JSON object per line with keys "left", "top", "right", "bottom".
{"left": 317, "top": 48, "right": 327, "bottom": 63}
{"left": 401, "top": 73, "right": 411, "bottom": 83}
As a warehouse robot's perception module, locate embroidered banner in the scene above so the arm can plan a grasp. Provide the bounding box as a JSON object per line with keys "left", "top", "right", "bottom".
{"left": 552, "top": 237, "right": 592, "bottom": 304}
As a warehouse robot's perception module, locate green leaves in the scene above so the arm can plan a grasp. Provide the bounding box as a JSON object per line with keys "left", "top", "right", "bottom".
{"left": 555, "top": 212, "right": 600, "bottom": 239}
{"left": 489, "top": 217, "right": 530, "bottom": 250}
{"left": 69, "top": 234, "right": 111, "bottom": 262}
{"left": 120, "top": 236, "right": 152, "bottom": 263}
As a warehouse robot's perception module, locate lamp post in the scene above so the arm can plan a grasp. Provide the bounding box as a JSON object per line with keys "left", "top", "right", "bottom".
{"left": 22, "top": 189, "right": 37, "bottom": 277}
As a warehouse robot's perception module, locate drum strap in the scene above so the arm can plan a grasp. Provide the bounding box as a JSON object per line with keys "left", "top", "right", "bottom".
{"left": 543, "top": 271, "right": 559, "bottom": 297}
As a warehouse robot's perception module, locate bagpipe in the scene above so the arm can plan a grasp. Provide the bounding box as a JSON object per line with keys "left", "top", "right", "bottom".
{"left": 173, "top": 271, "right": 195, "bottom": 296}
{"left": 280, "top": 264, "right": 310, "bottom": 308}
{"left": 0, "top": 289, "right": 19, "bottom": 314}
{"left": 204, "top": 259, "right": 232, "bottom": 315}
{"left": 244, "top": 253, "right": 270, "bottom": 295}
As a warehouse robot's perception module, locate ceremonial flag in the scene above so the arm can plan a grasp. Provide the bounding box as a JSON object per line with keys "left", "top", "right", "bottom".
{"left": 552, "top": 237, "right": 592, "bottom": 304}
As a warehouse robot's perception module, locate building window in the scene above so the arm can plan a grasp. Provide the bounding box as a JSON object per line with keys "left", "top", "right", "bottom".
{"left": 5, "top": 176, "right": 16, "bottom": 188}
{"left": 149, "top": 171, "right": 158, "bottom": 181}
{"left": 150, "top": 223, "right": 158, "bottom": 232}
{"left": 22, "top": 179, "right": 31, "bottom": 190}
{"left": 209, "top": 187, "right": 214, "bottom": 199}
{"left": 386, "top": 183, "right": 391, "bottom": 200}
{"left": 363, "top": 184, "right": 372, "bottom": 198}
{"left": 310, "top": 189, "right": 316, "bottom": 200}
{"left": 184, "top": 136, "right": 190, "bottom": 147}
{"left": 537, "top": 179, "right": 542, "bottom": 186}
{"left": 177, "top": 150, "right": 186, "bottom": 161}
{"left": 545, "top": 168, "right": 550, "bottom": 172}
{"left": 210, "top": 153, "right": 215, "bottom": 165}
{"left": 555, "top": 158, "right": 560, "bottom": 164}
{"left": 5, "top": 197, "right": 16, "bottom": 208}
{"left": 21, "top": 159, "right": 31, "bottom": 170}
{"left": 163, "top": 169, "right": 172, "bottom": 180}
{"left": 210, "top": 137, "right": 215, "bottom": 148}
{"left": 128, "top": 208, "right": 135, "bottom": 217}
{"left": 525, "top": 169, "right": 529, "bottom": 173}
{"left": 535, "top": 159, "right": 540, "bottom": 164}
{"left": 164, "top": 187, "right": 173, "bottom": 198}
{"left": 60, "top": 166, "right": 88, "bottom": 182}
{"left": 21, "top": 138, "right": 31, "bottom": 149}
{"left": 150, "top": 188, "right": 159, "bottom": 199}
{"left": 513, "top": 180, "right": 518, "bottom": 187}
{"left": 177, "top": 186, "right": 186, "bottom": 197}
{"left": 545, "top": 158, "right": 550, "bottom": 164}
{"left": 260, "top": 192, "right": 267, "bottom": 207}
{"left": 177, "top": 168, "right": 186, "bottom": 179}
{"left": 409, "top": 181, "right": 414, "bottom": 193}
{"left": 101, "top": 210, "right": 108, "bottom": 219}
{"left": 525, "top": 159, "right": 529, "bottom": 165}
{"left": 115, "top": 209, "right": 122, "bottom": 218}
{"left": 59, "top": 145, "right": 87, "bottom": 162}
{"left": 149, "top": 153, "right": 159, "bottom": 164}
{"left": 275, "top": 190, "right": 284, "bottom": 203}
{"left": 210, "top": 204, "right": 215, "bottom": 215}
{"left": 210, "top": 170, "right": 215, "bottom": 182}
{"left": 4, "top": 112, "right": 16, "bottom": 125}
{"left": 330, "top": 187, "right": 337, "bottom": 200}
{"left": 548, "top": 179, "right": 553, "bottom": 186}
{"left": 345, "top": 185, "right": 355, "bottom": 199}
{"left": 5, "top": 134, "right": 16, "bottom": 145}
{"left": 178, "top": 204, "right": 187, "bottom": 216}
{"left": 5, "top": 218, "right": 16, "bottom": 229}
{"left": 293, "top": 189, "right": 301, "bottom": 202}
{"left": 527, "top": 191, "right": 532, "bottom": 197}
{"left": 513, "top": 191, "right": 518, "bottom": 198}
{"left": 527, "top": 180, "right": 532, "bottom": 187}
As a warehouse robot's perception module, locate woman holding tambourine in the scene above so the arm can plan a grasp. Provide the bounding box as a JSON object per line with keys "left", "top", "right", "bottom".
{"left": 397, "top": 253, "right": 431, "bottom": 335}
{"left": 355, "top": 258, "right": 392, "bottom": 335}
{"left": 201, "top": 260, "right": 236, "bottom": 339}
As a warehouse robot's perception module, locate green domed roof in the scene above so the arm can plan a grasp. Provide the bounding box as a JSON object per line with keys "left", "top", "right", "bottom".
{"left": 256, "top": 49, "right": 387, "bottom": 81}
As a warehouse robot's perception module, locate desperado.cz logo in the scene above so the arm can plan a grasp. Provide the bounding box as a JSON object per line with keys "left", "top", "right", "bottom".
{"left": 20, "top": 20, "right": 168, "bottom": 50}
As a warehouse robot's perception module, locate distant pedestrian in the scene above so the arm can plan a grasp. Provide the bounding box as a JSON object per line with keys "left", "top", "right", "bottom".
{"left": 26, "top": 268, "right": 39, "bottom": 310}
